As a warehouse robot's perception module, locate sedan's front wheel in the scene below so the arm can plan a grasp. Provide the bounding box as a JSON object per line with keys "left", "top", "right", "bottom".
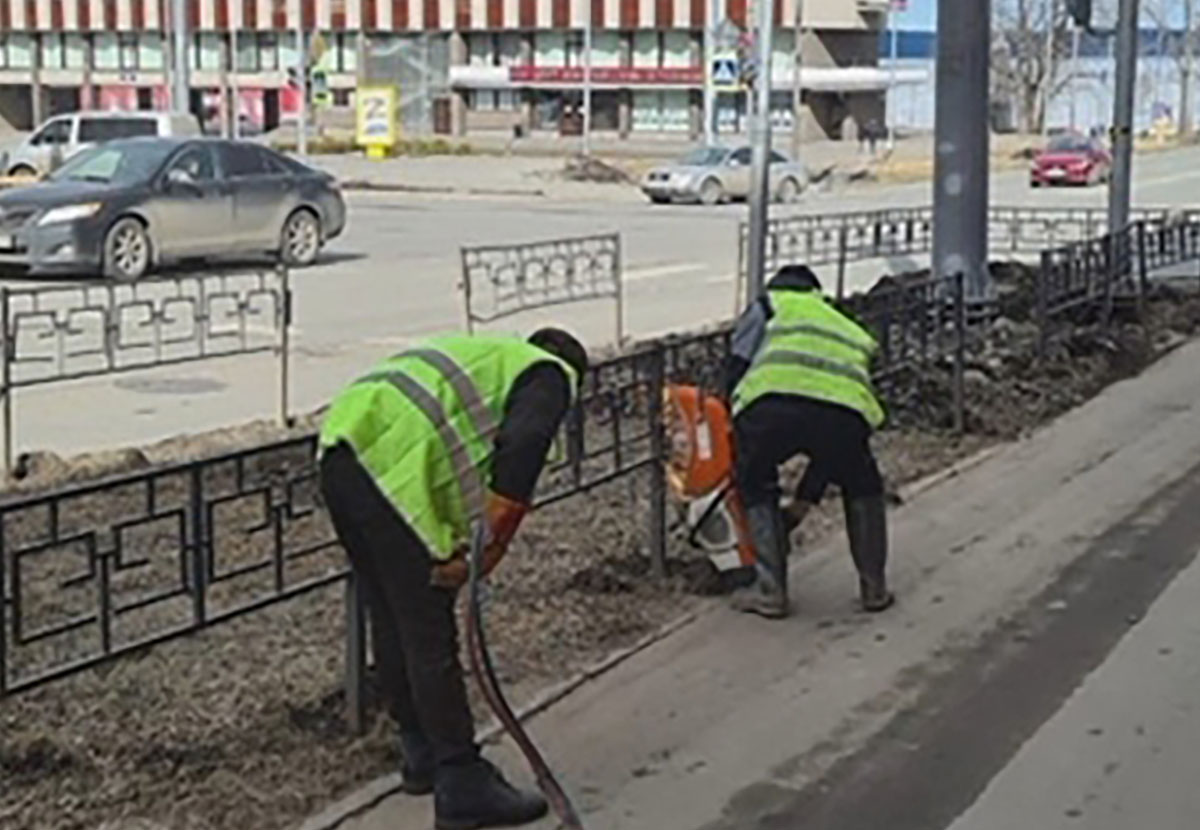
{"left": 280, "top": 209, "right": 322, "bottom": 267}
{"left": 103, "top": 217, "right": 151, "bottom": 281}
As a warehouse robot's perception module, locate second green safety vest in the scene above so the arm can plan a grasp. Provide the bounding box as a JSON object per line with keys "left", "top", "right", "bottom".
{"left": 733, "top": 290, "right": 885, "bottom": 428}
{"left": 318, "top": 335, "right": 577, "bottom": 560}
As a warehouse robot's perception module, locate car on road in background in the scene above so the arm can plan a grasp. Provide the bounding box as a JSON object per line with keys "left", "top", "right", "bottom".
{"left": 1030, "top": 134, "right": 1112, "bottom": 187}
{"left": 0, "top": 137, "right": 346, "bottom": 280}
{"left": 0, "top": 111, "right": 201, "bottom": 180}
{"left": 641, "top": 146, "right": 809, "bottom": 206}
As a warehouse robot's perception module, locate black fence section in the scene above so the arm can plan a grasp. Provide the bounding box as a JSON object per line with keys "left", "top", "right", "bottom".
{"left": 736, "top": 205, "right": 1179, "bottom": 306}
{"left": 460, "top": 233, "right": 624, "bottom": 344}
{"left": 0, "top": 435, "right": 337, "bottom": 697}
{"left": 0, "top": 267, "right": 293, "bottom": 475}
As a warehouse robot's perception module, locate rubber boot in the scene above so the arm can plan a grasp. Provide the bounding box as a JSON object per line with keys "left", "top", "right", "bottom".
{"left": 781, "top": 499, "right": 814, "bottom": 546}
{"left": 843, "top": 494, "right": 895, "bottom": 613}
{"left": 434, "top": 759, "right": 548, "bottom": 830}
{"left": 730, "top": 503, "right": 790, "bottom": 619}
{"left": 399, "top": 731, "right": 435, "bottom": 796}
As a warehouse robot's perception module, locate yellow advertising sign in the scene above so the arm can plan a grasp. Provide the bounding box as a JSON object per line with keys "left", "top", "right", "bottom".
{"left": 356, "top": 85, "right": 398, "bottom": 150}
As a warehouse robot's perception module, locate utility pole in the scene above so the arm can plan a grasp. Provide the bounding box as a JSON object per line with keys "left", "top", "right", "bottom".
{"left": 296, "top": 16, "right": 308, "bottom": 155}
{"left": 231, "top": 30, "right": 240, "bottom": 140}
{"left": 932, "top": 0, "right": 991, "bottom": 300}
{"left": 1182, "top": 0, "right": 1195, "bottom": 136}
{"left": 582, "top": 0, "right": 593, "bottom": 157}
{"left": 704, "top": 0, "right": 718, "bottom": 145}
{"left": 1041, "top": 0, "right": 1058, "bottom": 136}
{"left": 170, "top": 0, "right": 190, "bottom": 114}
{"left": 1108, "top": 0, "right": 1138, "bottom": 235}
{"left": 745, "top": 0, "right": 776, "bottom": 305}
{"left": 1069, "top": 23, "right": 1080, "bottom": 131}
{"left": 886, "top": 0, "right": 897, "bottom": 151}
{"left": 791, "top": 0, "right": 805, "bottom": 160}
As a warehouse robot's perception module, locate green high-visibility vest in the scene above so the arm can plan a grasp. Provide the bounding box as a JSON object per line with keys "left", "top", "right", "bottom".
{"left": 318, "top": 335, "right": 577, "bottom": 560}
{"left": 733, "top": 290, "right": 885, "bottom": 428}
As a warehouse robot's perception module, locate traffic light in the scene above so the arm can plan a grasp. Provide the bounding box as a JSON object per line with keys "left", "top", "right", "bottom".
{"left": 1068, "top": 0, "right": 1091, "bottom": 29}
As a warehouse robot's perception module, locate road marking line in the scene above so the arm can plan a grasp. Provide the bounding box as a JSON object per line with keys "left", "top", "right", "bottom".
{"left": 624, "top": 263, "right": 708, "bottom": 282}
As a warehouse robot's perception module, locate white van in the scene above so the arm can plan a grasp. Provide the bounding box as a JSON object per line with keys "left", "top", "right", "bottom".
{"left": 1, "top": 111, "right": 202, "bottom": 178}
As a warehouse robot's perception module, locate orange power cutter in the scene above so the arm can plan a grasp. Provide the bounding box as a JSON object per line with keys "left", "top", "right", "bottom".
{"left": 663, "top": 384, "right": 758, "bottom": 573}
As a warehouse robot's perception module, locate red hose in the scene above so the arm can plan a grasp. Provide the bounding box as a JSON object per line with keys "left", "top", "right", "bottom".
{"left": 465, "top": 523, "right": 585, "bottom": 830}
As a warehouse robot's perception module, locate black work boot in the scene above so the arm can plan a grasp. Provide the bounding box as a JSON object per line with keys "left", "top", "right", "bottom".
{"left": 399, "top": 731, "right": 435, "bottom": 795}
{"left": 730, "top": 503, "right": 790, "bottom": 619}
{"left": 434, "top": 759, "right": 548, "bottom": 830}
{"left": 844, "top": 494, "right": 895, "bottom": 613}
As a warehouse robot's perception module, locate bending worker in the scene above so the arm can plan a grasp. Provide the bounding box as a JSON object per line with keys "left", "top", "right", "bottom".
{"left": 318, "top": 329, "right": 588, "bottom": 830}
{"left": 726, "top": 264, "right": 893, "bottom": 619}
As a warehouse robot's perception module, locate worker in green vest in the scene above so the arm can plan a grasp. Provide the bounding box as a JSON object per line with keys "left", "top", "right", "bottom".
{"left": 318, "top": 329, "right": 588, "bottom": 830}
{"left": 726, "top": 264, "right": 893, "bottom": 619}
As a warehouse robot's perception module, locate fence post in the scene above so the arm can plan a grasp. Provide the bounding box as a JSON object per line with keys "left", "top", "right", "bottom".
{"left": 1136, "top": 221, "right": 1149, "bottom": 317}
{"left": 277, "top": 265, "right": 292, "bottom": 426}
{"left": 836, "top": 227, "right": 848, "bottom": 301}
{"left": 1037, "top": 250, "right": 1051, "bottom": 360}
{"left": 344, "top": 572, "right": 367, "bottom": 735}
{"left": 646, "top": 345, "right": 667, "bottom": 579}
{"left": 953, "top": 273, "right": 966, "bottom": 434}
{"left": 613, "top": 234, "right": 625, "bottom": 345}
{"left": 460, "top": 248, "right": 475, "bottom": 334}
{"left": 1, "top": 287, "right": 12, "bottom": 478}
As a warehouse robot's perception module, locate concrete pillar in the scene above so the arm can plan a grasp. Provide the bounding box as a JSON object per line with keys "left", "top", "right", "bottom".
{"left": 618, "top": 90, "right": 632, "bottom": 138}
{"left": 31, "top": 33, "right": 44, "bottom": 125}
{"left": 449, "top": 31, "right": 468, "bottom": 137}
{"left": 689, "top": 91, "right": 702, "bottom": 140}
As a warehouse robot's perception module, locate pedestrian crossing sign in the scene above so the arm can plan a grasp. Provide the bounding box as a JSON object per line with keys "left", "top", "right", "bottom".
{"left": 711, "top": 53, "right": 741, "bottom": 91}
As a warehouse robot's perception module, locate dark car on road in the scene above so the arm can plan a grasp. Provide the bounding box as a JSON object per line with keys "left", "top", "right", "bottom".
{"left": 1030, "top": 134, "right": 1112, "bottom": 188}
{"left": 0, "top": 137, "right": 347, "bottom": 280}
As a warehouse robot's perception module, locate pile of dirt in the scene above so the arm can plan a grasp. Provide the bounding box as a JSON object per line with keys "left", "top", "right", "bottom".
{"left": 560, "top": 155, "right": 633, "bottom": 184}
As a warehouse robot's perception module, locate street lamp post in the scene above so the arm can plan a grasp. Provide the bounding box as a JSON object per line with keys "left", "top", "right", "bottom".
{"left": 169, "top": 0, "right": 190, "bottom": 114}
{"left": 1108, "top": 0, "right": 1139, "bottom": 235}
{"left": 745, "top": 0, "right": 776, "bottom": 305}
{"left": 296, "top": 15, "right": 308, "bottom": 155}
{"left": 583, "top": 0, "right": 593, "bottom": 157}
{"left": 791, "top": 0, "right": 805, "bottom": 160}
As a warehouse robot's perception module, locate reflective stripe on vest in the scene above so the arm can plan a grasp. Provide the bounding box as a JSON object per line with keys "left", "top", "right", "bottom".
{"left": 752, "top": 348, "right": 874, "bottom": 389}
{"left": 765, "top": 323, "right": 875, "bottom": 358}
{"left": 395, "top": 348, "right": 500, "bottom": 445}
{"left": 355, "top": 367, "right": 488, "bottom": 523}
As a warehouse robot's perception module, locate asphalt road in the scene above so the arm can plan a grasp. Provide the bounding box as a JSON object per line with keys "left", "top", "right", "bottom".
{"left": 4, "top": 144, "right": 1200, "bottom": 460}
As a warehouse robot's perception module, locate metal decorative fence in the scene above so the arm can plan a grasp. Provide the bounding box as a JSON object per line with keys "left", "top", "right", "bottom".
{"left": 736, "top": 205, "right": 1179, "bottom": 306}
{"left": 460, "top": 233, "right": 624, "bottom": 344}
{"left": 0, "top": 267, "right": 292, "bottom": 475}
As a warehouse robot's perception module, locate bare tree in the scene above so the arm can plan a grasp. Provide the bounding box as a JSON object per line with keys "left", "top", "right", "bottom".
{"left": 991, "top": 0, "right": 1075, "bottom": 133}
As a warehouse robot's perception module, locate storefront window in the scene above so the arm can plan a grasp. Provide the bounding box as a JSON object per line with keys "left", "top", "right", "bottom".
{"left": 533, "top": 91, "right": 563, "bottom": 130}
{"left": 63, "top": 34, "right": 86, "bottom": 70}
{"left": 661, "top": 90, "right": 690, "bottom": 131}
{"left": 534, "top": 33, "right": 566, "bottom": 68}
{"left": 632, "top": 32, "right": 658, "bottom": 68}
{"left": 591, "top": 33, "right": 621, "bottom": 69}
{"left": 119, "top": 34, "right": 138, "bottom": 71}
{"left": 632, "top": 90, "right": 661, "bottom": 131}
{"left": 139, "top": 34, "right": 164, "bottom": 71}
{"left": 566, "top": 32, "right": 584, "bottom": 67}
{"left": 258, "top": 33, "right": 280, "bottom": 72}
{"left": 337, "top": 34, "right": 358, "bottom": 73}
{"left": 662, "top": 32, "right": 692, "bottom": 68}
{"left": 278, "top": 33, "right": 300, "bottom": 72}
{"left": 93, "top": 33, "right": 119, "bottom": 70}
{"left": 234, "top": 32, "right": 258, "bottom": 71}
{"left": 194, "top": 34, "right": 222, "bottom": 71}
{"left": 40, "top": 34, "right": 64, "bottom": 70}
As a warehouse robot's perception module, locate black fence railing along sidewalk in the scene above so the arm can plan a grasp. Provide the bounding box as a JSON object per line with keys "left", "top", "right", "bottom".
{"left": 736, "top": 204, "right": 1186, "bottom": 305}
{"left": 6, "top": 215, "right": 1200, "bottom": 731}
{"left": 0, "top": 266, "right": 293, "bottom": 475}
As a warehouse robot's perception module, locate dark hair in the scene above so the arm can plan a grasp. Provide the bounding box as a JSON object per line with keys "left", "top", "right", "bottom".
{"left": 529, "top": 328, "right": 589, "bottom": 380}
{"left": 771, "top": 264, "right": 823, "bottom": 292}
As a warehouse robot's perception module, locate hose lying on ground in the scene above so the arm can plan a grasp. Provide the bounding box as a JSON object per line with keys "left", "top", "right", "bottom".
{"left": 465, "top": 522, "right": 585, "bottom": 830}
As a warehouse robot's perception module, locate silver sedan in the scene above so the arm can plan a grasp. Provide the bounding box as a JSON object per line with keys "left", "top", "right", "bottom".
{"left": 641, "top": 146, "right": 810, "bottom": 206}
{"left": 0, "top": 137, "right": 346, "bottom": 280}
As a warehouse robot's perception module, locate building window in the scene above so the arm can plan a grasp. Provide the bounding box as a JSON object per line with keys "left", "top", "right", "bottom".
{"left": 233, "top": 31, "right": 258, "bottom": 71}
{"left": 467, "top": 33, "right": 492, "bottom": 67}
{"left": 497, "top": 34, "right": 521, "bottom": 67}
{"left": 566, "top": 32, "right": 584, "bottom": 67}
{"left": 40, "top": 33, "right": 64, "bottom": 70}
{"left": 335, "top": 33, "right": 358, "bottom": 73}
{"left": 138, "top": 34, "right": 164, "bottom": 71}
{"left": 94, "top": 33, "right": 118, "bottom": 70}
{"left": 119, "top": 34, "right": 138, "bottom": 71}
{"left": 258, "top": 33, "right": 280, "bottom": 71}
{"left": 662, "top": 31, "right": 692, "bottom": 68}
{"left": 632, "top": 31, "right": 658, "bottom": 68}
{"left": 0, "top": 35, "right": 7, "bottom": 70}
{"left": 534, "top": 32, "right": 567, "bottom": 68}
{"left": 64, "top": 34, "right": 86, "bottom": 70}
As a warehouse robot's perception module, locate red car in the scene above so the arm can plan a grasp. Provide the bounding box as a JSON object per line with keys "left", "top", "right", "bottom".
{"left": 1030, "top": 135, "right": 1113, "bottom": 187}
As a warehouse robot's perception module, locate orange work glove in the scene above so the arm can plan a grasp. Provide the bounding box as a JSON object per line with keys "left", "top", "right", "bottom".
{"left": 430, "top": 492, "right": 529, "bottom": 589}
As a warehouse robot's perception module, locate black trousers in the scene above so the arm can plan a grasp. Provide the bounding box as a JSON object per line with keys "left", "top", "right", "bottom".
{"left": 734, "top": 394, "right": 884, "bottom": 509}
{"left": 319, "top": 442, "right": 477, "bottom": 768}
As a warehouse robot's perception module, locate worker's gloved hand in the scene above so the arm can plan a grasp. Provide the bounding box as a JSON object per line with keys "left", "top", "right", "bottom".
{"left": 429, "top": 492, "right": 530, "bottom": 590}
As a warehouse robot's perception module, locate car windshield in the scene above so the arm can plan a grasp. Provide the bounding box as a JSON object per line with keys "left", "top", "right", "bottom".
{"left": 48, "top": 142, "right": 175, "bottom": 185}
{"left": 678, "top": 147, "right": 728, "bottom": 167}
{"left": 1047, "top": 137, "right": 1091, "bottom": 154}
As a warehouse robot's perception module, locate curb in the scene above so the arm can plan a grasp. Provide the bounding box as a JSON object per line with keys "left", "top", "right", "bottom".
{"left": 338, "top": 179, "right": 547, "bottom": 199}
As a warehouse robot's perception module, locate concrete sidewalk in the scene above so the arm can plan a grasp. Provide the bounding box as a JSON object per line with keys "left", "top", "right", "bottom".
{"left": 305, "top": 335, "right": 1200, "bottom": 830}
